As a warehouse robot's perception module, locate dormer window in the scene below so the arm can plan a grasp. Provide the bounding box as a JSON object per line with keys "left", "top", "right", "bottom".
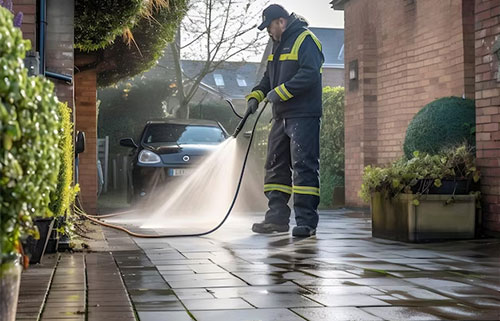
{"left": 213, "top": 74, "right": 225, "bottom": 87}
{"left": 236, "top": 75, "right": 247, "bottom": 87}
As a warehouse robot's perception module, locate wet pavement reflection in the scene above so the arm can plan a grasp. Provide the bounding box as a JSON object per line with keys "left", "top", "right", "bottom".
{"left": 105, "top": 210, "right": 500, "bottom": 321}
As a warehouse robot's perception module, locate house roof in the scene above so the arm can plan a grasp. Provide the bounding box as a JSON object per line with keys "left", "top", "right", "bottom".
{"left": 330, "top": 0, "right": 349, "bottom": 10}
{"left": 180, "top": 61, "right": 260, "bottom": 100}
{"left": 309, "top": 27, "right": 344, "bottom": 68}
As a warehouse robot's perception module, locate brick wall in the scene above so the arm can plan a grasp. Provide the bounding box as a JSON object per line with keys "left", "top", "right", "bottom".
{"left": 475, "top": 0, "right": 500, "bottom": 232}
{"left": 343, "top": 0, "right": 475, "bottom": 206}
{"left": 46, "top": 0, "right": 74, "bottom": 108}
{"left": 343, "top": 0, "right": 379, "bottom": 205}
{"left": 75, "top": 54, "right": 98, "bottom": 214}
{"left": 13, "top": 0, "right": 36, "bottom": 48}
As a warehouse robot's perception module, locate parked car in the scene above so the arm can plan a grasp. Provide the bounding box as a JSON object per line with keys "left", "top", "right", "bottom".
{"left": 120, "top": 119, "right": 228, "bottom": 203}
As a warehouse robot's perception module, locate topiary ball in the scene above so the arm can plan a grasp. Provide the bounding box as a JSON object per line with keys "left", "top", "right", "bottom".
{"left": 403, "top": 96, "right": 475, "bottom": 159}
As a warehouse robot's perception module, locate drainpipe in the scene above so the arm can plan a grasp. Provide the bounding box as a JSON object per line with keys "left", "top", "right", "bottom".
{"left": 38, "top": 0, "right": 73, "bottom": 84}
{"left": 39, "top": 0, "right": 45, "bottom": 75}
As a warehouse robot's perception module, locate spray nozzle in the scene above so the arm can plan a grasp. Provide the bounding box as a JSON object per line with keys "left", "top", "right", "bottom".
{"left": 232, "top": 107, "right": 253, "bottom": 138}
{"left": 232, "top": 100, "right": 268, "bottom": 138}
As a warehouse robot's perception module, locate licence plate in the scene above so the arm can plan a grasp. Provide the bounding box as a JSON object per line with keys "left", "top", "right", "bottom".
{"left": 169, "top": 168, "right": 193, "bottom": 176}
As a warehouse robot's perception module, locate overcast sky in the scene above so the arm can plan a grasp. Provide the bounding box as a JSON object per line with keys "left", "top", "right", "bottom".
{"left": 269, "top": 0, "right": 344, "bottom": 28}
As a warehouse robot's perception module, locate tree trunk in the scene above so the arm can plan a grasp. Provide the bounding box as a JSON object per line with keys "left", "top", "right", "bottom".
{"left": 176, "top": 100, "right": 189, "bottom": 119}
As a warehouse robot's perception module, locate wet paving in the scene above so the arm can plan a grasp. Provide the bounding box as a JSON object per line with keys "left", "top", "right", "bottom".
{"left": 103, "top": 209, "right": 500, "bottom": 321}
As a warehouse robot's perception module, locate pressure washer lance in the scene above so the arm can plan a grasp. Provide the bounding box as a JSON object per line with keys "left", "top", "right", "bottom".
{"left": 232, "top": 99, "right": 260, "bottom": 138}
{"left": 79, "top": 100, "right": 269, "bottom": 238}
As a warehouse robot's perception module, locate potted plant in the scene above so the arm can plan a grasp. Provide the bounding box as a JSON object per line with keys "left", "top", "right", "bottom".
{"left": 359, "top": 144, "right": 480, "bottom": 242}
{"left": 0, "top": 7, "right": 62, "bottom": 321}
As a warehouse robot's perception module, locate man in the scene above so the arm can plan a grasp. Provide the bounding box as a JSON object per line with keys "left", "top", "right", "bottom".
{"left": 246, "top": 4, "right": 324, "bottom": 237}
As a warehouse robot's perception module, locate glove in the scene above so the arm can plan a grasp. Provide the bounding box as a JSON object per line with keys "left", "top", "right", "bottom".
{"left": 266, "top": 88, "right": 282, "bottom": 104}
{"left": 246, "top": 98, "right": 258, "bottom": 114}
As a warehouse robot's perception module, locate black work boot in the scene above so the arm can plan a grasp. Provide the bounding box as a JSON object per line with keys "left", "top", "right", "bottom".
{"left": 292, "top": 225, "right": 316, "bottom": 237}
{"left": 252, "top": 222, "right": 289, "bottom": 234}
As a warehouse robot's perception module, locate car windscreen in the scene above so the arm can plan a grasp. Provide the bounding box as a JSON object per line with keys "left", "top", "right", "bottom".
{"left": 143, "top": 124, "right": 226, "bottom": 145}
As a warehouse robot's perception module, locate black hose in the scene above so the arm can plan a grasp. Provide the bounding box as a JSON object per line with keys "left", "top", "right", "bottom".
{"left": 82, "top": 101, "right": 268, "bottom": 238}
{"left": 225, "top": 99, "right": 243, "bottom": 119}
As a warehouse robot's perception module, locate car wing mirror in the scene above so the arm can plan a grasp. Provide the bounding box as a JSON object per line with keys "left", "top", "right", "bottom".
{"left": 120, "top": 138, "right": 138, "bottom": 148}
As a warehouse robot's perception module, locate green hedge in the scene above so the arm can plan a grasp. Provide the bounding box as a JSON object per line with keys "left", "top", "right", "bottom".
{"left": 320, "top": 86, "right": 345, "bottom": 207}
{"left": 75, "top": 0, "right": 144, "bottom": 51}
{"left": 50, "top": 103, "right": 77, "bottom": 218}
{"left": 0, "top": 7, "right": 62, "bottom": 264}
{"left": 97, "top": 0, "right": 188, "bottom": 87}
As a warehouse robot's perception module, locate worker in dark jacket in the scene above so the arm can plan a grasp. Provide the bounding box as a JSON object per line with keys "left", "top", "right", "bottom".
{"left": 246, "top": 4, "right": 324, "bottom": 237}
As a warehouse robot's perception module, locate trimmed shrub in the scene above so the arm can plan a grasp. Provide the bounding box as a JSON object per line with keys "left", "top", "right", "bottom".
{"left": 74, "top": 0, "right": 144, "bottom": 51}
{"left": 50, "top": 103, "right": 76, "bottom": 218}
{"left": 403, "top": 96, "right": 475, "bottom": 159}
{"left": 0, "top": 7, "right": 62, "bottom": 263}
{"left": 320, "top": 86, "right": 345, "bottom": 207}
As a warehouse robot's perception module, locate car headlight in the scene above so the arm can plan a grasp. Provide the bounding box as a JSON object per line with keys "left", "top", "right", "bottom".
{"left": 138, "top": 150, "right": 161, "bottom": 164}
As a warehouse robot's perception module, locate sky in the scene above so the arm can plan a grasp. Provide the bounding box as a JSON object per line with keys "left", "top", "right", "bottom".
{"left": 179, "top": 0, "right": 344, "bottom": 62}
{"left": 270, "top": 0, "right": 344, "bottom": 29}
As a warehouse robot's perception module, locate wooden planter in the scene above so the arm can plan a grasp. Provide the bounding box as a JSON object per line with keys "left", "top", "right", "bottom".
{"left": 371, "top": 192, "right": 476, "bottom": 242}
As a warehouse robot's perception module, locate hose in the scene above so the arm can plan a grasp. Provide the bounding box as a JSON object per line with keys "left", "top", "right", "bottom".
{"left": 78, "top": 101, "right": 268, "bottom": 238}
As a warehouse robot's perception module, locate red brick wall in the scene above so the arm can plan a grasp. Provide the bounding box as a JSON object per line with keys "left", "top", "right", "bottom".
{"left": 13, "top": 0, "right": 36, "bottom": 49}
{"left": 475, "top": 0, "right": 500, "bottom": 232}
{"left": 75, "top": 54, "right": 98, "bottom": 214}
{"left": 343, "top": 0, "right": 378, "bottom": 206}
{"left": 343, "top": 0, "right": 476, "bottom": 206}
{"left": 46, "top": 0, "right": 74, "bottom": 108}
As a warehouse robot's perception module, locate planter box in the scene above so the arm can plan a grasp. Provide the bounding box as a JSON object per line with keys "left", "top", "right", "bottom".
{"left": 371, "top": 192, "right": 476, "bottom": 242}
{"left": 23, "top": 218, "right": 54, "bottom": 264}
{"left": 0, "top": 256, "right": 22, "bottom": 321}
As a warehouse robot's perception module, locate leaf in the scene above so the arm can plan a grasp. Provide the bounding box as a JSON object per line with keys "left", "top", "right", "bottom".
{"left": 473, "top": 171, "right": 480, "bottom": 183}
{"left": 412, "top": 199, "right": 420, "bottom": 206}
{"left": 3, "top": 133, "right": 12, "bottom": 150}
{"left": 433, "top": 179, "right": 442, "bottom": 188}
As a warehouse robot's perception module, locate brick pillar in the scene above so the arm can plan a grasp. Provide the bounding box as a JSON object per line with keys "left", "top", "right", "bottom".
{"left": 343, "top": 0, "right": 378, "bottom": 206}
{"left": 475, "top": 0, "right": 500, "bottom": 233}
{"left": 75, "top": 54, "right": 97, "bottom": 214}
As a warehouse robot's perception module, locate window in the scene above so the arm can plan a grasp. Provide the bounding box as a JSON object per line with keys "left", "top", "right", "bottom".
{"left": 213, "top": 74, "right": 225, "bottom": 87}
{"left": 144, "top": 124, "right": 225, "bottom": 145}
{"left": 338, "top": 44, "right": 344, "bottom": 61}
{"left": 236, "top": 75, "right": 247, "bottom": 87}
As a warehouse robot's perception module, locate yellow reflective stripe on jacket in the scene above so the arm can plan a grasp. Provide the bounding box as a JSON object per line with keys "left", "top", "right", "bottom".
{"left": 245, "top": 90, "right": 265, "bottom": 102}
{"left": 274, "top": 87, "right": 288, "bottom": 101}
{"left": 264, "top": 184, "right": 293, "bottom": 194}
{"left": 291, "top": 30, "right": 322, "bottom": 56}
{"left": 279, "top": 53, "right": 298, "bottom": 61}
{"left": 279, "top": 84, "right": 293, "bottom": 100}
{"left": 293, "top": 186, "right": 320, "bottom": 196}
{"left": 270, "top": 31, "right": 322, "bottom": 62}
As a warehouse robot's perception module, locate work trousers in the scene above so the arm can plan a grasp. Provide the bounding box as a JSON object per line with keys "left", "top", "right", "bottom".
{"left": 263, "top": 117, "right": 320, "bottom": 228}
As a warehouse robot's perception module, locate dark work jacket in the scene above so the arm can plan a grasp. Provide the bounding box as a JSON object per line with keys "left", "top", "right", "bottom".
{"left": 251, "top": 14, "right": 324, "bottom": 119}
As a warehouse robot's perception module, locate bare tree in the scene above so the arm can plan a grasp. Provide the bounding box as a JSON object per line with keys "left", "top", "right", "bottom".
{"left": 169, "top": 0, "right": 268, "bottom": 118}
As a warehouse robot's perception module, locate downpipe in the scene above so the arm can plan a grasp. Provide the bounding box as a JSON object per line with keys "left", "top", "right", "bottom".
{"left": 79, "top": 100, "right": 269, "bottom": 238}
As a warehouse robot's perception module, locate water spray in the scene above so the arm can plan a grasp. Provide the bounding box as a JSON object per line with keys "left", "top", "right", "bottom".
{"left": 80, "top": 100, "right": 269, "bottom": 238}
